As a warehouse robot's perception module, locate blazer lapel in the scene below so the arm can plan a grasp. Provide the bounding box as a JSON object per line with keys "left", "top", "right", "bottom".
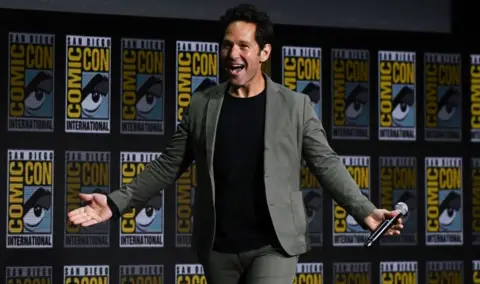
{"left": 205, "top": 82, "right": 227, "bottom": 201}
{"left": 264, "top": 75, "right": 282, "bottom": 155}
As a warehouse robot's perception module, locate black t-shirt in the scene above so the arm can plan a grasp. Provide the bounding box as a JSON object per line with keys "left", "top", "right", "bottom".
{"left": 212, "top": 87, "right": 277, "bottom": 253}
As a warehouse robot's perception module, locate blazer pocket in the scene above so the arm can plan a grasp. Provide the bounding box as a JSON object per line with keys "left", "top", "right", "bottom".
{"left": 290, "top": 191, "right": 307, "bottom": 234}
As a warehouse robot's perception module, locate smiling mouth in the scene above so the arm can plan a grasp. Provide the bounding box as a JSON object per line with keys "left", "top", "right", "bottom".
{"left": 227, "top": 64, "right": 245, "bottom": 74}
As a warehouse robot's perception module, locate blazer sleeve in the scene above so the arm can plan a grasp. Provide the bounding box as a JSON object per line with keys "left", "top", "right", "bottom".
{"left": 107, "top": 105, "right": 195, "bottom": 215}
{"left": 301, "top": 95, "right": 376, "bottom": 227}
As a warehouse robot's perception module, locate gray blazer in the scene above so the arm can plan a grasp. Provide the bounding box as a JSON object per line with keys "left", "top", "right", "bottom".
{"left": 108, "top": 75, "right": 376, "bottom": 256}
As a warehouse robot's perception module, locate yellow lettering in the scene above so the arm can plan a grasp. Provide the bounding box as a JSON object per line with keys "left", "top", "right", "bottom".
{"left": 82, "top": 163, "right": 108, "bottom": 186}
{"left": 392, "top": 62, "right": 414, "bottom": 84}
{"left": 284, "top": 57, "right": 296, "bottom": 90}
{"left": 122, "top": 49, "right": 137, "bottom": 120}
{"left": 177, "top": 167, "right": 193, "bottom": 233}
{"left": 428, "top": 271, "right": 462, "bottom": 284}
{"left": 301, "top": 167, "right": 320, "bottom": 188}
{"left": 427, "top": 168, "right": 440, "bottom": 232}
{"left": 138, "top": 50, "right": 163, "bottom": 74}
{"left": 8, "top": 161, "right": 24, "bottom": 233}
{"left": 192, "top": 52, "right": 216, "bottom": 76}
{"left": 379, "top": 62, "right": 392, "bottom": 127}
{"left": 439, "top": 168, "right": 461, "bottom": 189}
{"left": 294, "top": 273, "right": 322, "bottom": 284}
{"left": 121, "top": 275, "right": 161, "bottom": 284}
{"left": 25, "top": 162, "right": 52, "bottom": 186}
{"left": 9, "top": 44, "right": 25, "bottom": 117}
{"left": 382, "top": 272, "right": 416, "bottom": 284}
{"left": 176, "top": 275, "right": 207, "bottom": 284}
{"left": 425, "top": 63, "right": 438, "bottom": 128}
{"left": 346, "top": 60, "right": 368, "bottom": 82}
{"left": 334, "top": 202, "right": 347, "bottom": 233}
{"left": 26, "top": 45, "right": 53, "bottom": 69}
{"left": 473, "top": 271, "right": 480, "bottom": 283}
{"left": 177, "top": 53, "right": 192, "bottom": 122}
{"left": 121, "top": 162, "right": 145, "bottom": 233}
{"left": 438, "top": 64, "right": 461, "bottom": 85}
{"left": 66, "top": 162, "right": 81, "bottom": 233}
{"left": 332, "top": 59, "right": 345, "bottom": 126}
{"left": 472, "top": 169, "right": 480, "bottom": 233}
{"left": 470, "top": 64, "right": 480, "bottom": 129}
{"left": 67, "top": 47, "right": 82, "bottom": 119}
{"left": 64, "top": 276, "right": 108, "bottom": 284}
{"left": 380, "top": 168, "right": 393, "bottom": 211}
{"left": 83, "top": 48, "right": 109, "bottom": 72}
{"left": 297, "top": 58, "right": 320, "bottom": 81}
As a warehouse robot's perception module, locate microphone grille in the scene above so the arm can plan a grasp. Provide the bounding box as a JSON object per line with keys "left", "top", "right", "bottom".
{"left": 394, "top": 202, "right": 408, "bottom": 215}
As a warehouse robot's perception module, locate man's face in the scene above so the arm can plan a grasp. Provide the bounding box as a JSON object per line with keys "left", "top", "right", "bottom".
{"left": 221, "top": 21, "right": 267, "bottom": 87}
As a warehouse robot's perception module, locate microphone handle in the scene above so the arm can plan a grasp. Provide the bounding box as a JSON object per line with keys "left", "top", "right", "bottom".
{"left": 364, "top": 213, "right": 401, "bottom": 247}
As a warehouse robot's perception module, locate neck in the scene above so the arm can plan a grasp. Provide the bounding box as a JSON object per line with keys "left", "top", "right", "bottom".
{"left": 229, "top": 72, "right": 265, "bottom": 98}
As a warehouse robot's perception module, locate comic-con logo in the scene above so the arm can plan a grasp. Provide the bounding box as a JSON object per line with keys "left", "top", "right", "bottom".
{"left": 121, "top": 38, "right": 165, "bottom": 135}
{"left": 282, "top": 46, "right": 322, "bottom": 119}
{"left": 65, "top": 35, "right": 111, "bottom": 133}
{"left": 331, "top": 49, "right": 370, "bottom": 140}
{"left": 176, "top": 163, "right": 196, "bottom": 247}
{"left": 333, "top": 262, "right": 370, "bottom": 284}
{"left": 474, "top": 261, "right": 480, "bottom": 283}
{"left": 378, "top": 51, "right": 416, "bottom": 141}
{"left": 424, "top": 53, "right": 462, "bottom": 141}
{"left": 6, "top": 266, "right": 52, "bottom": 284}
{"left": 65, "top": 151, "right": 110, "bottom": 248}
{"left": 425, "top": 157, "right": 463, "bottom": 245}
{"left": 301, "top": 162, "right": 323, "bottom": 246}
{"left": 64, "top": 265, "right": 109, "bottom": 284}
{"left": 8, "top": 32, "right": 54, "bottom": 132}
{"left": 120, "top": 265, "right": 163, "bottom": 283}
{"left": 471, "top": 55, "right": 480, "bottom": 142}
{"left": 427, "top": 261, "right": 463, "bottom": 283}
{"left": 380, "top": 261, "right": 417, "bottom": 284}
{"left": 379, "top": 156, "right": 417, "bottom": 245}
{"left": 333, "top": 156, "right": 370, "bottom": 246}
{"left": 472, "top": 158, "right": 480, "bottom": 244}
{"left": 175, "top": 264, "right": 206, "bottom": 284}
{"left": 176, "top": 41, "right": 218, "bottom": 126}
{"left": 120, "top": 152, "right": 163, "bottom": 247}
{"left": 7, "top": 150, "right": 53, "bottom": 248}
{"left": 293, "top": 263, "right": 323, "bottom": 284}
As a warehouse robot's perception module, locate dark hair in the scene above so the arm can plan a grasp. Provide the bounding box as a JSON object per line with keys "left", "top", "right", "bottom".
{"left": 219, "top": 4, "right": 274, "bottom": 50}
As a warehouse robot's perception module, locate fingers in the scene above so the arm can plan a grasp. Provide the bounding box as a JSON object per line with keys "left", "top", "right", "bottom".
{"left": 81, "top": 219, "right": 99, "bottom": 227}
{"left": 67, "top": 206, "right": 103, "bottom": 226}
{"left": 78, "top": 193, "right": 94, "bottom": 201}
{"left": 383, "top": 229, "right": 401, "bottom": 236}
{"left": 67, "top": 207, "right": 84, "bottom": 219}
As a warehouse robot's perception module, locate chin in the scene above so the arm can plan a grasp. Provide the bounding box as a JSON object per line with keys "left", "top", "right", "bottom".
{"left": 228, "top": 77, "right": 246, "bottom": 87}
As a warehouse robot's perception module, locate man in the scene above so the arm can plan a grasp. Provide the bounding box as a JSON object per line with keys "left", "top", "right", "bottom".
{"left": 68, "top": 4, "right": 403, "bottom": 283}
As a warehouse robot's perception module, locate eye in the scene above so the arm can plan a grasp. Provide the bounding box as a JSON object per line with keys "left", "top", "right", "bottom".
{"left": 24, "top": 205, "right": 46, "bottom": 227}
{"left": 82, "top": 92, "right": 104, "bottom": 113}
{"left": 392, "top": 103, "right": 411, "bottom": 121}
{"left": 438, "top": 104, "right": 456, "bottom": 121}
{"left": 135, "top": 206, "right": 157, "bottom": 226}
{"left": 345, "top": 101, "right": 363, "bottom": 119}
{"left": 25, "top": 89, "right": 46, "bottom": 111}
{"left": 136, "top": 94, "right": 156, "bottom": 114}
{"left": 439, "top": 208, "right": 456, "bottom": 226}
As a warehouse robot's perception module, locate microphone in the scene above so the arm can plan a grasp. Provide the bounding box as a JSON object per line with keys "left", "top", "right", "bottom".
{"left": 364, "top": 202, "right": 408, "bottom": 248}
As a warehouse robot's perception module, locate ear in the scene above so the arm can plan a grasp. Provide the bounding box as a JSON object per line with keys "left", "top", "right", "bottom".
{"left": 259, "top": 43, "right": 272, "bottom": 63}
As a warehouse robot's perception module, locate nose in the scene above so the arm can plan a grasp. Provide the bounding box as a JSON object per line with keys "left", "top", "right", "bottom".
{"left": 227, "top": 45, "right": 240, "bottom": 59}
